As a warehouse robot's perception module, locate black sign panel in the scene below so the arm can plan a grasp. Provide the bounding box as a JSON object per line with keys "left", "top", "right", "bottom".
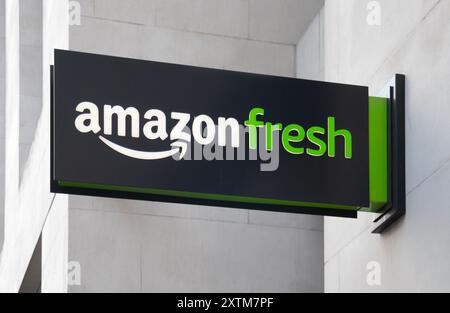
{"left": 52, "top": 50, "right": 369, "bottom": 217}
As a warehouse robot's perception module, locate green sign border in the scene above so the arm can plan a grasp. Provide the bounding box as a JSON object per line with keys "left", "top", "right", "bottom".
{"left": 367, "top": 96, "right": 388, "bottom": 212}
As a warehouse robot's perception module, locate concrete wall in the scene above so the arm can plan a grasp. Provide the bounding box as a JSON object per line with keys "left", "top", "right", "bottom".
{"left": 296, "top": 10, "right": 324, "bottom": 81}
{"left": 0, "top": 0, "right": 69, "bottom": 292}
{"left": 40, "top": 0, "right": 70, "bottom": 292}
{"left": 19, "top": 0, "right": 43, "bottom": 179}
{"left": 296, "top": 0, "right": 450, "bottom": 292}
{"left": 0, "top": 0, "right": 6, "bottom": 252}
{"left": 68, "top": 0, "right": 324, "bottom": 292}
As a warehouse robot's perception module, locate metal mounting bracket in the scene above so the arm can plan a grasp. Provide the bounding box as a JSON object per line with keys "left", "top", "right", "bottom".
{"left": 371, "top": 74, "right": 406, "bottom": 234}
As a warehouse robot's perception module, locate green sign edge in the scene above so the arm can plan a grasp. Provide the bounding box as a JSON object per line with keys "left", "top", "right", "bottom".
{"left": 365, "top": 96, "right": 389, "bottom": 212}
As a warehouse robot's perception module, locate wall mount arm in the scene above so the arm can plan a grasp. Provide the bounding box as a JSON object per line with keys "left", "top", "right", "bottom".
{"left": 371, "top": 74, "right": 406, "bottom": 234}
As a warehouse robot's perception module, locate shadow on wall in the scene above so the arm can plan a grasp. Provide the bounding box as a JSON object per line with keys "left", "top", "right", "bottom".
{"left": 19, "top": 0, "right": 43, "bottom": 181}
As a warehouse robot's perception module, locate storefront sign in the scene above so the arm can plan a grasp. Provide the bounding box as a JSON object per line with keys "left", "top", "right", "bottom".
{"left": 52, "top": 50, "right": 388, "bottom": 217}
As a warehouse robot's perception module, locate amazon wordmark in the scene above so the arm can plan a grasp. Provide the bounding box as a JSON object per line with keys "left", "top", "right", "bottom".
{"left": 74, "top": 102, "right": 240, "bottom": 160}
{"left": 75, "top": 102, "right": 241, "bottom": 147}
